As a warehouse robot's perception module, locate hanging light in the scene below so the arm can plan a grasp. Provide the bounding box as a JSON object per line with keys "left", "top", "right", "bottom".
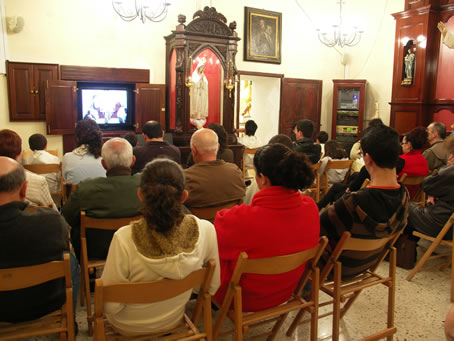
{"left": 317, "top": 0, "right": 363, "bottom": 48}
{"left": 112, "top": 0, "right": 171, "bottom": 23}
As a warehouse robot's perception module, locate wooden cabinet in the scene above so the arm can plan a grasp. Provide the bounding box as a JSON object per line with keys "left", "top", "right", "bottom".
{"left": 7, "top": 61, "right": 59, "bottom": 121}
{"left": 331, "top": 79, "right": 366, "bottom": 153}
{"left": 135, "top": 84, "right": 166, "bottom": 133}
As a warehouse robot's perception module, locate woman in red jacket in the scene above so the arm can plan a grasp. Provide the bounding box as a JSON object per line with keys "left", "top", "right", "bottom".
{"left": 398, "top": 126, "right": 430, "bottom": 198}
{"left": 213, "top": 143, "right": 320, "bottom": 312}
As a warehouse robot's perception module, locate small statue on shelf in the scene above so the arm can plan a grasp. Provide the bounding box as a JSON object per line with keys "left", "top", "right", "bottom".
{"left": 401, "top": 41, "right": 415, "bottom": 86}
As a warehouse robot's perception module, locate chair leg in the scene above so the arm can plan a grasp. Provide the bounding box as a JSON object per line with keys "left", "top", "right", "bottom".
{"left": 267, "top": 312, "right": 289, "bottom": 341}
{"left": 332, "top": 262, "right": 341, "bottom": 341}
{"left": 234, "top": 287, "right": 243, "bottom": 341}
{"left": 311, "top": 268, "right": 320, "bottom": 341}
{"left": 340, "top": 291, "right": 361, "bottom": 319}
{"left": 406, "top": 237, "right": 441, "bottom": 281}
{"left": 451, "top": 242, "right": 454, "bottom": 303}
{"left": 387, "top": 248, "right": 396, "bottom": 341}
{"left": 286, "top": 308, "right": 306, "bottom": 336}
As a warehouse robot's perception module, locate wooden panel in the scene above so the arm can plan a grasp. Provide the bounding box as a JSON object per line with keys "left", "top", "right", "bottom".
{"left": 135, "top": 84, "right": 165, "bottom": 132}
{"left": 60, "top": 65, "right": 149, "bottom": 83}
{"left": 34, "top": 64, "right": 59, "bottom": 120}
{"left": 393, "top": 111, "right": 419, "bottom": 135}
{"left": 279, "top": 78, "right": 322, "bottom": 138}
{"left": 7, "top": 62, "right": 34, "bottom": 121}
{"left": 45, "top": 80, "right": 77, "bottom": 135}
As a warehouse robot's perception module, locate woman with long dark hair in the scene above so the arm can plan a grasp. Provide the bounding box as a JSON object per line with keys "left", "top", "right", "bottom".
{"left": 214, "top": 143, "right": 319, "bottom": 311}
{"left": 101, "top": 158, "right": 220, "bottom": 336}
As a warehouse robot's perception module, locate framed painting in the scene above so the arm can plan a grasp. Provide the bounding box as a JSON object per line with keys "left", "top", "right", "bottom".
{"left": 244, "top": 7, "right": 282, "bottom": 64}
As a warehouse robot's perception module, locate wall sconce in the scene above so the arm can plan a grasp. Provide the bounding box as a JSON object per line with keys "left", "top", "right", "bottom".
{"left": 225, "top": 59, "right": 235, "bottom": 98}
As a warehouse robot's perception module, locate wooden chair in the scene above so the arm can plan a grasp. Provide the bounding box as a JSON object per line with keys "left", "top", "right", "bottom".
{"left": 304, "top": 161, "right": 322, "bottom": 202}
{"left": 93, "top": 259, "right": 216, "bottom": 341}
{"left": 62, "top": 182, "right": 78, "bottom": 205}
{"left": 406, "top": 213, "right": 454, "bottom": 301}
{"left": 80, "top": 211, "right": 142, "bottom": 335}
{"left": 320, "top": 159, "right": 354, "bottom": 196}
{"left": 0, "top": 254, "right": 74, "bottom": 341}
{"left": 213, "top": 237, "right": 328, "bottom": 341}
{"left": 22, "top": 149, "right": 59, "bottom": 162}
{"left": 189, "top": 200, "right": 241, "bottom": 222}
{"left": 399, "top": 173, "right": 427, "bottom": 204}
{"left": 242, "top": 147, "right": 260, "bottom": 181}
{"left": 288, "top": 231, "right": 401, "bottom": 341}
{"left": 23, "top": 162, "right": 64, "bottom": 206}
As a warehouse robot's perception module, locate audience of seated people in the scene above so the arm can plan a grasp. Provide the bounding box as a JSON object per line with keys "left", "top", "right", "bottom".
{"left": 316, "top": 130, "right": 329, "bottom": 157}
{"left": 398, "top": 126, "right": 430, "bottom": 198}
{"left": 213, "top": 143, "right": 319, "bottom": 311}
{"left": 23, "top": 133, "right": 60, "bottom": 194}
{"left": 62, "top": 137, "right": 141, "bottom": 261}
{"left": 0, "top": 157, "right": 79, "bottom": 328}
{"left": 0, "top": 129, "right": 57, "bottom": 210}
{"left": 293, "top": 119, "right": 321, "bottom": 164}
{"left": 423, "top": 121, "right": 450, "bottom": 171}
{"left": 186, "top": 123, "right": 234, "bottom": 167}
{"left": 101, "top": 158, "right": 220, "bottom": 336}
{"left": 184, "top": 128, "right": 245, "bottom": 208}
{"left": 318, "top": 139, "right": 349, "bottom": 185}
{"left": 62, "top": 119, "right": 106, "bottom": 184}
{"left": 405, "top": 133, "right": 454, "bottom": 240}
{"left": 238, "top": 119, "right": 262, "bottom": 169}
{"left": 320, "top": 124, "right": 409, "bottom": 278}
{"left": 122, "top": 132, "right": 138, "bottom": 148}
{"left": 132, "top": 121, "right": 181, "bottom": 174}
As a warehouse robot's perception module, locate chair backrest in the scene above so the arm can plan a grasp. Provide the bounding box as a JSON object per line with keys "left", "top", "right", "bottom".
{"left": 23, "top": 163, "right": 61, "bottom": 175}
{"left": 242, "top": 147, "right": 260, "bottom": 180}
{"left": 399, "top": 173, "right": 427, "bottom": 203}
{"left": 0, "top": 253, "right": 74, "bottom": 339}
{"left": 80, "top": 211, "right": 142, "bottom": 238}
{"left": 321, "top": 159, "right": 354, "bottom": 194}
{"left": 189, "top": 200, "right": 241, "bottom": 221}
{"left": 305, "top": 161, "right": 322, "bottom": 202}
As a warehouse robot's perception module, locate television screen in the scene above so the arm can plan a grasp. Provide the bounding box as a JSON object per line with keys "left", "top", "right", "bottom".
{"left": 81, "top": 88, "right": 129, "bottom": 125}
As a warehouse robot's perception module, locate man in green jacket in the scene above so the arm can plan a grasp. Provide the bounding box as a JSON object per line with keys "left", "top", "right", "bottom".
{"left": 62, "top": 137, "right": 141, "bottom": 260}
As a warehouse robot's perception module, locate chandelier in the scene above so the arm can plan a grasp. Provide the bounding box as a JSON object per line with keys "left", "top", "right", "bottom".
{"left": 112, "top": 0, "right": 171, "bottom": 23}
{"left": 317, "top": 1, "right": 363, "bottom": 48}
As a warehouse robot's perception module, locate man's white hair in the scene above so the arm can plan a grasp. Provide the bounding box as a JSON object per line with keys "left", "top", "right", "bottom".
{"left": 190, "top": 128, "right": 219, "bottom": 155}
{"left": 101, "top": 137, "right": 133, "bottom": 169}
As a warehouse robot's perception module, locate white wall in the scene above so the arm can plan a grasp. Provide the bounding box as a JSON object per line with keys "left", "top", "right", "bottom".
{"left": 0, "top": 0, "right": 405, "bottom": 154}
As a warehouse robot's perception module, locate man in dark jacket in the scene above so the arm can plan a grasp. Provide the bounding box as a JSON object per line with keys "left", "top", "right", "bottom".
{"left": 293, "top": 119, "right": 321, "bottom": 164}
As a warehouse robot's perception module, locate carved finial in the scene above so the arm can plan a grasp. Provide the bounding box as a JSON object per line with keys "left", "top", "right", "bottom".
{"left": 178, "top": 14, "right": 186, "bottom": 25}
{"left": 229, "top": 21, "right": 237, "bottom": 31}
{"left": 193, "top": 6, "right": 227, "bottom": 23}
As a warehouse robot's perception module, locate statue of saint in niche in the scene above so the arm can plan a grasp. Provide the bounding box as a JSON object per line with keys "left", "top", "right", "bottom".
{"left": 190, "top": 57, "right": 209, "bottom": 128}
{"left": 401, "top": 42, "right": 415, "bottom": 86}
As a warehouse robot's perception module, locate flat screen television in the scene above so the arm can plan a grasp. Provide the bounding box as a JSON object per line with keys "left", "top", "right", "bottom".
{"left": 78, "top": 82, "right": 135, "bottom": 131}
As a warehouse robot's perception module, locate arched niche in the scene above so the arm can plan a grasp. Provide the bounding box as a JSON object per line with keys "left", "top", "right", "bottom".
{"left": 165, "top": 7, "right": 240, "bottom": 145}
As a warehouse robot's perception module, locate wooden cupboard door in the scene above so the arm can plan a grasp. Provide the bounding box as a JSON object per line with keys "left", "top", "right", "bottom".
{"left": 7, "top": 62, "right": 35, "bottom": 121}
{"left": 34, "top": 64, "right": 59, "bottom": 120}
{"left": 135, "top": 84, "right": 165, "bottom": 133}
{"left": 45, "top": 80, "right": 77, "bottom": 135}
{"left": 279, "top": 78, "right": 323, "bottom": 139}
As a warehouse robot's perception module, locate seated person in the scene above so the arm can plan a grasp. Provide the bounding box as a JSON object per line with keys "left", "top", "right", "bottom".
{"left": 320, "top": 125, "right": 409, "bottom": 278}
{"left": 318, "top": 140, "right": 349, "bottom": 185}
{"left": 0, "top": 157, "right": 79, "bottom": 324}
{"left": 398, "top": 126, "right": 430, "bottom": 198}
{"left": 238, "top": 120, "right": 262, "bottom": 169}
{"left": 214, "top": 143, "right": 319, "bottom": 311}
{"left": 0, "top": 129, "right": 56, "bottom": 210}
{"left": 62, "top": 119, "right": 106, "bottom": 184}
{"left": 23, "top": 133, "right": 60, "bottom": 194}
{"left": 62, "top": 138, "right": 141, "bottom": 261}
{"left": 132, "top": 121, "right": 181, "bottom": 174}
{"left": 316, "top": 130, "right": 329, "bottom": 157}
{"left": 186, "top": 123, "right": 234, "bottom": 167}
{"left": 405, "top": 133, "right": 454, "bottom": 240}
{"left": 184, "top": 128, "right": 245, "bottom": 208}
{"left": 101, "top": 158, "right": 220, "bottom": 336}
{"left": 350, "top": 118, "right": 384, "bottom": 160}
{"left": 423, "top": 122, "right": 449, "bottom": 171}
{"left": 293, "top": 119, "right": 321, "bottom": 164}
{"left": 122, "top": 132, "right": 138, "bottom": 147}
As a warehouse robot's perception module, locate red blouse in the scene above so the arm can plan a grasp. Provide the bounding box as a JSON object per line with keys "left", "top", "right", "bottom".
{"left": 398, "top": 150, "right": 429, "bottom": 198}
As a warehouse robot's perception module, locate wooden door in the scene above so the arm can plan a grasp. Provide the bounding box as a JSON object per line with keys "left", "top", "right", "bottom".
{"left": 34, "top": 64, "right": 59, "bottom": 120}
{"left": 45, "top": 80, "right": 77, "bottom": 135}
{"left": 135, "top": 84, "right": 165, "bottom": 133}
{"left": 279, "top": 78, "right": 323, "bottom": 139}
{"left": 7, "top": 62, "right": 35, "bottom": 121}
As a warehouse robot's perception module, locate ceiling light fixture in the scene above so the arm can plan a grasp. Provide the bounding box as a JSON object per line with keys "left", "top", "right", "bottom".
{"left": 112, "top": 0, "right": 171, "bottom": 23}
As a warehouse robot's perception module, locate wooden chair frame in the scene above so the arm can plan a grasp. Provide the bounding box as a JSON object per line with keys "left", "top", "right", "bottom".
{"left": 80, "top": 211, "right": 142, "bottom": 335}
{"left": 242, "top": 147, "right": 260, "bottom": 181}
{"left": 189, "top": 200, "right": 241, "bottom": 222}
{"left": 406, "top": 213, "right": 454, "bottom": 301}
{"left": 398, "top": 173, "right": 427, "bottom": 204}
{"left": 93, "top": 259, "right": 216, "bottom": 341}
{"left": 0, "top": 254, "right": 74, "bottom": 341}
{"left": 23, "top": 162, "right": 64, "bottom": 207}
{"left": 213, "top": 237, "right": 328, "bottom": 341}
{"left": 320, "top": 160, "right": 354, "bottom": 196}
{"left": 288, "top": 231, "right": 401, "bottom": 341}
{"left": 304, "top": 162, "right": 322, "bottom": 203}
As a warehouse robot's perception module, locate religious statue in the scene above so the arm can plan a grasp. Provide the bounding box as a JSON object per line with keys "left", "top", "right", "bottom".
{"left": 190, "top": 57, "right": 209, "bottom": 128}
{"left": 401, "top": 45, "right": 415, "bottom": 86}
{"left": 438, "top": 21, "right": 454, "bottom": 49}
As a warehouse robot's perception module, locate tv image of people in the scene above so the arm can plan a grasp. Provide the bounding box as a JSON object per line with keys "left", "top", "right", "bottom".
{"left": 82, "top": 89, "right": 128, "bottom": 124}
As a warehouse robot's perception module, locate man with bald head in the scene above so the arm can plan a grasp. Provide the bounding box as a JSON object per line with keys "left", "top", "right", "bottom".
{"left": 184, "top": 128, "right": 245, "bottom": 208}
{"left": 0, "top": 157, "right": 75, "bottom": 323}
{"left": 63, "top": 137, "right": 141, "bottom": 260}
{"left": 132, "top": 120, "right": 181, "bottom": 174}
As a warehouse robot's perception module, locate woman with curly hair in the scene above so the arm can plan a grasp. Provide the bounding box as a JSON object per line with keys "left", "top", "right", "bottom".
{"left": 398, "top": 126, "right": 430, "bottom": 198}
{"left": 62, "top": 119, "right": 106, "bottom": 184}
{"left": 101, "top": 158, "right": 220, "bottom": 335}
{"left": 214, "top": 143, "right": 319, "bottom": 312}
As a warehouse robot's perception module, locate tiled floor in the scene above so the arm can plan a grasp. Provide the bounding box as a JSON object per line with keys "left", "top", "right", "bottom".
{"left": 23, "top": 245, "right": 453, "bottom": 340}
